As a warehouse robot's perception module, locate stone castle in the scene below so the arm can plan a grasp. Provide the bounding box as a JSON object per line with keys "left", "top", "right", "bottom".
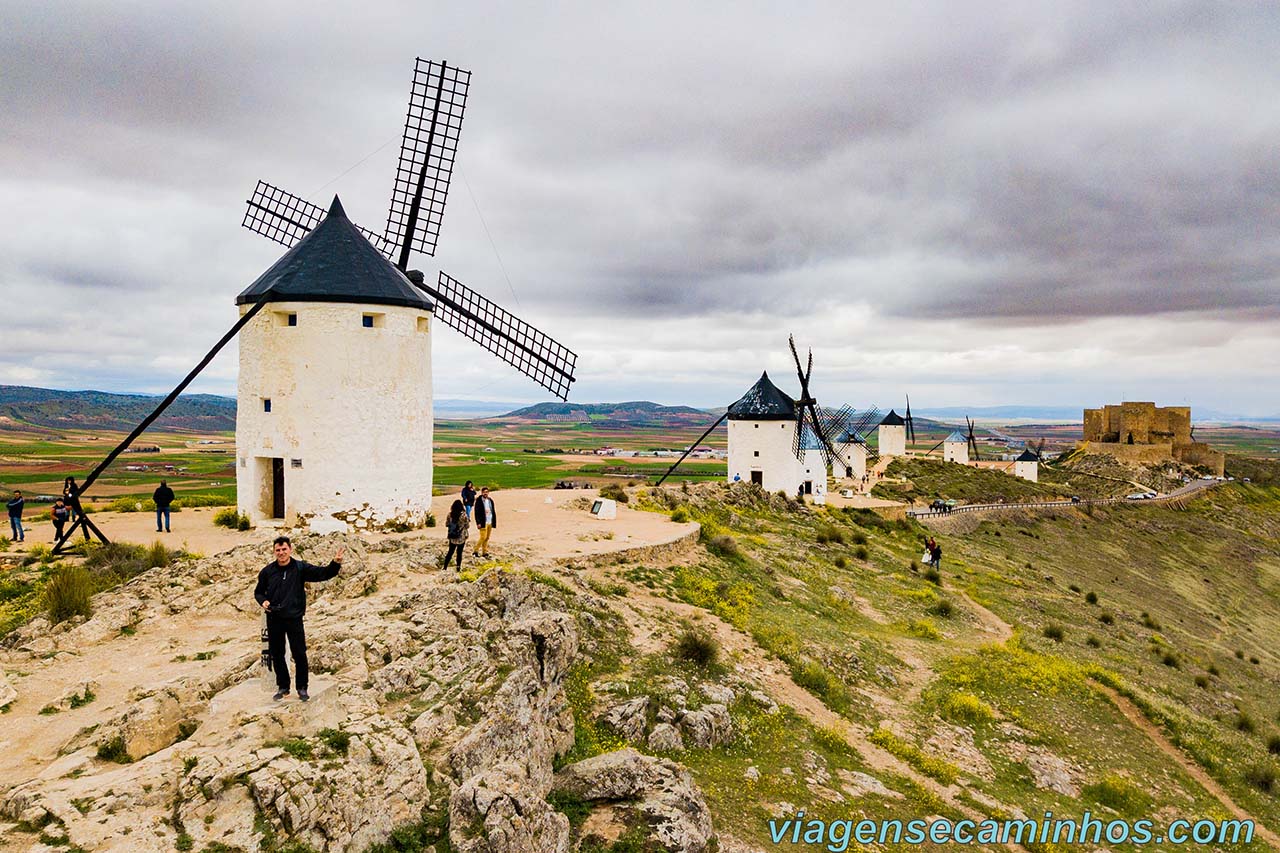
{"left": 1081, "top": 401, "right": 1224, "bottom": 476}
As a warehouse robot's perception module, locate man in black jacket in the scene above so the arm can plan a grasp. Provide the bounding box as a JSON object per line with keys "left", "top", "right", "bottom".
{"left": 6, "top": 490, "right": 23, "bottom": 543}
{"left": 253, "top": 536, "right": 344, "bottom": 701}
{"left": 153, "top": 480, "right": 176, "bottom": 533}
{"left": 473, "top": 487, "right": 497, "bottom": 558}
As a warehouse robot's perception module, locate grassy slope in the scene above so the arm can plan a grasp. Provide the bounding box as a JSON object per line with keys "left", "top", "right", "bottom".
{"left": 570, "top": 472, "right": 1280, "bottom": 850}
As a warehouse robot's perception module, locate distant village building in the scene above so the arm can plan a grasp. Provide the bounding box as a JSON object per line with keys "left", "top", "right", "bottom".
{"left": 1081, "top": 401, "right": 1224, "bottom": 476}
{"left": 942, "top": 430, "right": 969, "bottom": 464}
{"left": 725, "top": 372, "right": 824, "bottom": 494}
{"left": 1013, "top": 448, "right": 1039, "bottom": 482}
{"left": 877, "top": 410, "right": 907, "bottom": 458}
{"left": 235, "top": 198, "right": 434, "bottom": 532}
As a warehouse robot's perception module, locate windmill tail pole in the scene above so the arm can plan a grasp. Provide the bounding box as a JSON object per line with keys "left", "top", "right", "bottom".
{"left": 655, "top": 413, "right": 728, "bottom": 487}
{"left": 76, "top": 296, "right": 272, "bottom": 498}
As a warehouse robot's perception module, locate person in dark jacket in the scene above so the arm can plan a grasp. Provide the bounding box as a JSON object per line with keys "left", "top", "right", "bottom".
{"left": 253, "top": 536, "right": 344, "bottom": 701}
{"left": 473, "top": 487, "right": 497, "bottom": 558}
{"left": 51, "top": 499, "right": 70, "bottom": 541}
{"left": 461, "top": 481, "right": 477, "bottom": 519}
{"left": 6, "top": 490, "right": 24, "bottom": 543}
{"left": 153, "top": 480, "right": 176, "bottom": 533}
{"left": 443, "top": 499, "right": 469, "bottom": 569}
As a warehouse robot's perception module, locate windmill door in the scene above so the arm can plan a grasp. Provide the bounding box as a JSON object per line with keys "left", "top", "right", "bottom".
{"left": 750, "top": 471, "right": 763, "bottom": 486}
{"left": 270, "top": 458, "right": 285, "bottom": 519}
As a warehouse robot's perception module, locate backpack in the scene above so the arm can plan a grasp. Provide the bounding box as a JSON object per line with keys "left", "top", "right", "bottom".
{"left": 447, "top": 518, "right": 460, "bottom": 539}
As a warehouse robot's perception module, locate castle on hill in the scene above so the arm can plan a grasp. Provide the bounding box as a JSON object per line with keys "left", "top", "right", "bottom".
{"left": 1081, "top": 401, "right": 1224, "bottom": 476}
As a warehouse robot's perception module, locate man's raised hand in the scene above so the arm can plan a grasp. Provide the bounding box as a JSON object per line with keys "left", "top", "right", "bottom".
{"left": 335, "top": 547, "right": 346, "bottom": 564}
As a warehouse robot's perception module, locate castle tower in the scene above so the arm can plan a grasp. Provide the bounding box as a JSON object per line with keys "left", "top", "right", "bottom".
{"left": 234, "top": 196, "right": 435, "bottom": 532}
{"left": 877, "top": 410, "right": 907, "bottom": 458}
{"left": 726, "top": 371, "right": 803, "bottom": 493}
{"left": 1013, "top": 448, "right": 1039, "bottom": 482}
{"left": 943, "top": 430, "right": 969, "bottom": 464}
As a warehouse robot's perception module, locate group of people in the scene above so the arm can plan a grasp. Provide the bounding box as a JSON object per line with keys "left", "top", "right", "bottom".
{"left": 922, "top": 536, "right": 943, "bottom": 570}
{"left": 442, "top": 480, "right": 497, "bottom": 569}
{"left": 7, "top": 483, "right": 83, "bottom": 544}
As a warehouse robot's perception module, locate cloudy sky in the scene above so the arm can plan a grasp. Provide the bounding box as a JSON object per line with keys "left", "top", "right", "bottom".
{"left": 3, "top": 1, "right": 1278, "bottom": 415}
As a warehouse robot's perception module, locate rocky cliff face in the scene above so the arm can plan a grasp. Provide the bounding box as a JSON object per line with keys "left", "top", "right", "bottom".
{"left": 0, "top": 536, "right": 716, "bottom": 852}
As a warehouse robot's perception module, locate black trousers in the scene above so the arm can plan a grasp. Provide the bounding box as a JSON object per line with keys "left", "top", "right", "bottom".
{"left": 444, "top": 542, "right": 464, "bottom": 568}
{"left": 266, "top": 615, "right": 308, "bottom": 691}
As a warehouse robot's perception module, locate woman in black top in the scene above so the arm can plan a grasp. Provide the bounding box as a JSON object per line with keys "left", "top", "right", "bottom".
{"left": 461, "top": 481, "right": 477, "bottom": 519}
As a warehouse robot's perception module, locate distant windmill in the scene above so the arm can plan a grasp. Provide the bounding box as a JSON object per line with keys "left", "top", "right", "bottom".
{"left": 656, "top": 336, "right": 879, "bottom": 488}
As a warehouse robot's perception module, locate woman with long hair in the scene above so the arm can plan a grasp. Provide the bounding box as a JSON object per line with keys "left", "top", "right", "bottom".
{"left": 443, "top": 499, "right": 469, "bottom": 570}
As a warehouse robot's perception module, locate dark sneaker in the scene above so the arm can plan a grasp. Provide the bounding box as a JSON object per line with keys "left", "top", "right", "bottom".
{"left": 273, "top": 689, "right": 290, "bottom": 701}
{"left": 298, "top": 690, "right": 310, "bottom": 702}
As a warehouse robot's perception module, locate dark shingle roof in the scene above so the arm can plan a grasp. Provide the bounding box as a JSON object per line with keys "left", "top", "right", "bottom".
{"left": 236, "top": 196, "right": 434, "bottom": 311}
{"left": 727, "top": 372, "right": 796, "bottom": 421}
{"left": 1016, "top": 448, "right": 1040, "bottom": 462}
{"left": 879, "top": 409, "right": 905, "bottom": 426}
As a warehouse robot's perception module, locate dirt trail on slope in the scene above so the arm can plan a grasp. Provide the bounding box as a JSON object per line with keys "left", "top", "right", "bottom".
{"left": 1093, "top": 683, "right": 1280, "bottom": 848}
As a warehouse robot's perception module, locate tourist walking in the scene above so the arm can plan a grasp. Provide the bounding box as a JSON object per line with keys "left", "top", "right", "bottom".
{"left": 253, "top": 536, "right": 344, "bottom": 701}
{"left": 153, "top": 480, "right": 175, "bottom": 533}
{"left": 930, "top": 539, "right": 942, "bottom": 571}
{"left": 443, "top": 499, "right": 469, "bottom": 569}
{"left": 461, "top": 481, "right": 477, "bottom": 519}
{"left": 473, "top": 487, "right": 497, "bottom": 558}
{"left": 6, "top": 490, "right": 24, "bottom": 542}
{"left": 51, "top": 499, "right": 70, "bottom": 541}
{"left": 63, "top": 480, "right": 78, "bottom": 522}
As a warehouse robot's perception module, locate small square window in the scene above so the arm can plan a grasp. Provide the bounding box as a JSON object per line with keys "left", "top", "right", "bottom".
{"left": 287, "top": 313, "right": 297, "bottom": 326}
{"left": 362, "top": 315, "right": 374, "bottom": 328}
{"left": 263, "top": 399, "right": 272, "bottom": 413}
{"left": 290, "top": 459, "right": 303, "bottom": 469}
{"left": 753, "top": 450, "right": 760, "bottom": 457}
{"left": 753, "top": 424, "right": 759, "bottom": 429}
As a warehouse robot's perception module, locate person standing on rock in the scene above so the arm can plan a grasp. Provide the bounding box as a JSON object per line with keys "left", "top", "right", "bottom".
{"left": 7, "top": 490, "right": 24, "bottom": 543}
{"left": 473, "top": 486, "right": 497, "bottom": 559}
{"left": 253, "top": 536, "right": 344, "bottom": 701}
{"left": 443, "top": 499, "right": 469, "bottom": 569}
{"left": 153, "top": 480, "right": 175, "bottom": 533}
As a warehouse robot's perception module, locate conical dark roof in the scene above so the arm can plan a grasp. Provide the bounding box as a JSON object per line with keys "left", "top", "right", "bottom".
{"left": 727, "top": 371, "right": 796, "bottom": 421}
{"left": 236, "top": 196, "right": 434, "bottom": 311}
{"left": 1015, "top": 448, "right": 1040, "bottom": 462}
{"left": 879, "top": 409, "right": 906, "bottom": 426}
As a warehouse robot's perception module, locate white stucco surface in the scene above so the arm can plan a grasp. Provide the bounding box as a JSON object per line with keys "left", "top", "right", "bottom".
{"left": 943, "top": 440, "right": 968, "bottom": 464}
{"left": 832, "top": 442, "right": 868, "bottom": 481}
{"left": 727, "top": 418, "right": 816, "bottom": 494}
{"left": 878, "top": 423, "right": 906, "bottom": 458}
{"left": 1014, "top": 459, "right": 1039, "bottom": 482}
{"left": 236, "top": 300, "right": 433, "bottom": 530}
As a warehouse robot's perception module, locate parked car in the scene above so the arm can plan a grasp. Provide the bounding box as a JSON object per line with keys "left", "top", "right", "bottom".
{"left": 1070, "top": 495, "right": 1082, "bottom": 504}
{"left": 1126, "top": 492, "right": 1148, "bottom": 501}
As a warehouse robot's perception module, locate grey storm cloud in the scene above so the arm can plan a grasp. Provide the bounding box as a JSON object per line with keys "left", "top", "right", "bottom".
{"left": 1, "top": 1, "right": 1278, "bottom": 410}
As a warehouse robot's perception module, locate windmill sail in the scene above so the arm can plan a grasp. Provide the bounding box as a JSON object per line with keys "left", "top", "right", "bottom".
{"left": 387, "top": 59, "right": 470, "bottom": 265}
{"left": 243, "top": 181, "right": 398, "bottom": 257}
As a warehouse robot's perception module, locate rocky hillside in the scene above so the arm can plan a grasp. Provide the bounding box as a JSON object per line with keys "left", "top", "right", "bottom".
{"left": 3, "top": 472, "right": 1280, "bottom": 851}
{"left": 0, "top": 386, "right": 236, "bottom": 433}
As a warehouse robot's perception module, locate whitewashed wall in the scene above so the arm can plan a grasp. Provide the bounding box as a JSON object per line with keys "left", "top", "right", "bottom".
{"left": 878, "top": 423, "right": 906, "bottom": 458}
{"left": 1014, "top": 460, "right": 1039, "bottom": 482}
{"left": 727, "top": 418, "right": 804, "bottom": 493}
{"left": 943, "top": 440, "right": 968, "bottom": 464}
{"left": 832, "top": 443, "right": 868, "bottom": 481}
{"left": 236, "top": 300, "right": 434, "bottom": 532}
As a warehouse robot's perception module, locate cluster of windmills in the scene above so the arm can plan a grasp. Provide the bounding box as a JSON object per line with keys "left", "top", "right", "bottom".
{"left": 660, "top": 337, "right": 1044, "bottom": 497}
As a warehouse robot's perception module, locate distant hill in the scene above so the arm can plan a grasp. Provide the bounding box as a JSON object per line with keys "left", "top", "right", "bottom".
{"left": 495, "top": 401, "right": 712, "bottom": 427}
{"left": 0, "top": 386, "right": 237, "bottom": 433}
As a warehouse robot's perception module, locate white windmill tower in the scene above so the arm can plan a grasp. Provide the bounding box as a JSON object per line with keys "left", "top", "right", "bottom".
{"left": 942, "top": 429, "right": 969, "bottom": 464}
{"left": 232, "top": 59, "right": 578, "bottom": 531}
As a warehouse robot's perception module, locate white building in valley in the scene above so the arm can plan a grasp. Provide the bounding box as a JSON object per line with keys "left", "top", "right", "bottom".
{"left": 943, "top": 430, "right": 969, "bottom": 464}
{"left": 726, "top": 372, "right": 825, "bottom": 495}
{"left": 877, "top": 410, "right": 907, "bottom": 458}
{"left": 235, "top": 196, "right": 435, "bottom": 532}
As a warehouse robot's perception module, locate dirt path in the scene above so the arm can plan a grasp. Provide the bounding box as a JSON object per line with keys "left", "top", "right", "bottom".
{"left": 1093, "top": 683, "right": 1280, "bottom": 848}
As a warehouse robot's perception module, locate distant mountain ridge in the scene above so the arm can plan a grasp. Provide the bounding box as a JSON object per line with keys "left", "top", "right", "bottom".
{"left": 499, "top": 401, "right": 708, "bottom": 418}
{"left": 0, "top": 385, "right": 237, "bottom": 432}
